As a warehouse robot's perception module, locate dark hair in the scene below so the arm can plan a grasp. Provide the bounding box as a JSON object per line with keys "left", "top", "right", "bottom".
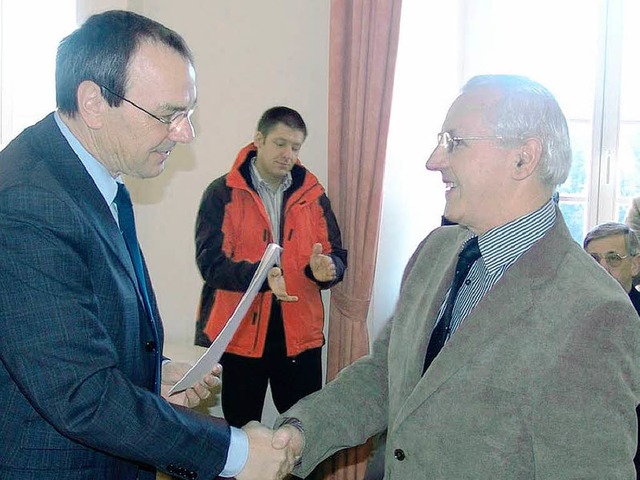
{"left": 257, "top": 106, "right": 307, "bottom": 139}
{"left": 56, "top": 10, "right": 193, "bottom": 115}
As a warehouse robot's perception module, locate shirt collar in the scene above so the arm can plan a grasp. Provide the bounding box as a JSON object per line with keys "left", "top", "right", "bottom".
{"left": 474, "top": 199, "right": 557, "bottom": 275}
{"left": 249, "top": 156, "right": 292, "bottom": 192}
{"left": 54, "top": 111, "right": 118, "bottom": 206}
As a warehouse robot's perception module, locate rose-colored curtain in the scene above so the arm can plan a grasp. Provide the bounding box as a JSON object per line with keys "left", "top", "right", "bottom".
{"left": 320, "top": 1, "right": 403, "bottom": 479}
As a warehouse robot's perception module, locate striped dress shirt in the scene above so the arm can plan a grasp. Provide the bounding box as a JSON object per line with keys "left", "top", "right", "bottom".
{"left": 249, "top": 157, "right": 292, "bottom": 246}
{"left": 438, "top": 199, "right": 557, "bottom": 342}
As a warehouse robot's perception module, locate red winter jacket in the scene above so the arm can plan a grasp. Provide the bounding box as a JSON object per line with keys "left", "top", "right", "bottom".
{"left": 195, "top": 143, "right": 347, "bottom": 357}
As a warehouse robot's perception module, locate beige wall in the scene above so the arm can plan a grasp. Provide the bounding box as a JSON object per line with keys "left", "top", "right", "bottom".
{"left": 77, "top": 1, "right": 330, "bottom": 361}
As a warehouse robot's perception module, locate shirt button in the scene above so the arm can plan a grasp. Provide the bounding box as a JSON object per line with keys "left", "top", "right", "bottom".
{"left": 394, "top": 448, "right": 406, "bottom": 461}
{"left": 145, "top": 341, "right": 156, "bottom": 352}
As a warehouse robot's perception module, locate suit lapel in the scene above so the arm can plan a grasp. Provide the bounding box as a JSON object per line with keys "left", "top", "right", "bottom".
{"left": 392, "top": 215, "right": 571, "bottom": 429}
{"left": 31, "top": 114, "right": 143, "bottom": 304}
{"left": 388, "top": 228, "right": 465, "bottom": 415}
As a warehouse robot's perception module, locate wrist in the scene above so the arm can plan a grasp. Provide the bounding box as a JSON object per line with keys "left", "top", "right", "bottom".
{"left": 280, "top": 417, "right": 305, "bottom": 465}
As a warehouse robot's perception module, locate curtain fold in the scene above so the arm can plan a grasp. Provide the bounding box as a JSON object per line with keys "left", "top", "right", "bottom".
{"left": 321, "top": 1, "right": 403, "bottom": 479}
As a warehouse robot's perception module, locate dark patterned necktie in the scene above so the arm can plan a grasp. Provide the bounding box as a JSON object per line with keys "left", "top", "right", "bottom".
{"left": 423, "top": 237, "right": 481, "bottom": 373}
{"left": 114, "top": 182, "right": 160, "bottom": 392}
{"left": 115, "top": 183, "right": 151, "bottom": 310}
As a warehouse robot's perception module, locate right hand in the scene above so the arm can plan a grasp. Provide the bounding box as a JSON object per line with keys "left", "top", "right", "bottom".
{"left": 267, "top": 267, "right": 298, "bottom": 302}
{"left": 272, "top": 424, "right": 304, "bottom": 462}
{"left": 235, "top": 421, "right": 297, "bottom": 480}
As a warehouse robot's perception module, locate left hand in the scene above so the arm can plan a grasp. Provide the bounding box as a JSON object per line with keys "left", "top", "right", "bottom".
{"left": 161, "top": 361, "right": 222, "bottom": 408}
{"left": 309, "top": 243, "right": 336, "bottom": 282}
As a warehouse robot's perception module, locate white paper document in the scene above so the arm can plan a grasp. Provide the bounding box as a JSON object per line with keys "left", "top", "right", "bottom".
{"left": 168, "top": 243, "right": 283, "bottom": 394}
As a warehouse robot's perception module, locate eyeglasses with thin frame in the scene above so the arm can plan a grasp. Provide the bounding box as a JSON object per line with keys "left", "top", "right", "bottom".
{"left": 99, "top": 84, "right": 193, "bottom": 129}
{"left": 437, "top": 131, "right": 517, "bottom": 154}
{"left": 588, "top": 251, "right": 629, "bottom": 268}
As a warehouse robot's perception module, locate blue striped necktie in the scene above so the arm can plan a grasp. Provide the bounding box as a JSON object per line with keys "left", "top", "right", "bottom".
{"left": 423, "top": 236, "right": 481, "bottom": 373}
{"left": 114, "top": 182, "right": 161, "bottom": 392}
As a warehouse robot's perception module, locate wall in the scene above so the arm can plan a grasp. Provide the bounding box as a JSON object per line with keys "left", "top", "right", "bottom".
{"left": 76, "top": 1, "right": 330, "bottom": 423}
{"left": 78, "top": 0, "right": 330, "bottom": 355}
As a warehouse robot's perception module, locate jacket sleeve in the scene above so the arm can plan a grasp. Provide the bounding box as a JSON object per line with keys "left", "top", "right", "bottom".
{"left": 304, "top": 192, "right": 348, "bottom": 289}
{"left": 0, "top": 183, "right": 231, "bottom": 479}
{"left": 195, "top": 177, "right": 263, "bottom": 292}
{"left": 275, "top": 318, "right": 391, "bottom": 477}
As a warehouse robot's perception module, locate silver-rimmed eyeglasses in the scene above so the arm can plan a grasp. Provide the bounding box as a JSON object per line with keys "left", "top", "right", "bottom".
{"left": 100, "top": 84, "right": 193, "bottom": 129}
{"left": 588, "top": 251, "right": 629, "bottom": 268}
{"left": 437, "top": 131, "right": 512, "bottom": 153}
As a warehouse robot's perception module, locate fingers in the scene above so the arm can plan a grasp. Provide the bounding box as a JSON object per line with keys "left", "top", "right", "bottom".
{"left": 277, "top": 293, "right": 299, "bottom": 302}
{"left": 268, "top": 266, "right": 282, "bottom": 279}
{"left": 309, "top": 243, "right": 337, "bottom": 282}
{"left": 271, "top": 426, "right": 291, "bottom": 449}
{"left": 237, "top": 422, "right": 297, "bottom": 480}
{"left": 202, "top": 372, "right": 221, "bottom": 390}
{"left": 192, "top": 381, "right": 211, "bottom": 400}
{"left": 267, "top": 267, "right": 299, "bottom": 302}
{"left": 183, "top": 388, "right": 200, "bottom": 408}
{"left": 162, "top": 361, "right": 221, "bottom": 408}
{"left": 272, "top": 425, "right": 304, "bottom": 457}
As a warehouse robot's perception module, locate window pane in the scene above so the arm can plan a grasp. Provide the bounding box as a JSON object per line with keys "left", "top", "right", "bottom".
{"left": 559, "top": 121, "right": 591, "bottom": 197}
{"left": 616, "top": 0, "right": 640, "bottom": 222}
{"left": 620, "top": 0, "right": 640, "bottom": 121}
{"left": 617, "top": 124, "right": 640, "bottom": 198}
{"left": 558, "top": 202, "right": 586, "bottom": 242}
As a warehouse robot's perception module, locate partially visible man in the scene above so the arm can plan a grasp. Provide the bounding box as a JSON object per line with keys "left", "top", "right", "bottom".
{"left": 272, "top": 75, "right": 640, "bottom": 479}
{"left": 584, "top": 222, "right": 640, "bottom": 312}
{"left": 584, "top": 221, "right": 640, "bottom": 476}
{"left": 0, "top": 10, "right": 292, "bottom": 480}
{"left": 195, "top": 106, "right": 347, "bottom": 428}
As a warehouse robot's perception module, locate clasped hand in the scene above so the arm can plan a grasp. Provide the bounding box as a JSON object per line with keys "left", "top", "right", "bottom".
{"left": 236, "top": 422, "right": 305, "bottom": 480}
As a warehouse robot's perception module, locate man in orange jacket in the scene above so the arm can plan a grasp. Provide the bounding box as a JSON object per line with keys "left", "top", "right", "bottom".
{"left": 195, "top": 106, "right": 347, "bottom": 428}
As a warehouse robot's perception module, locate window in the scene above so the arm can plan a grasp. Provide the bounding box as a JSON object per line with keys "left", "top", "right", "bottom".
{"left": 0, "top": 0, "right": 76, "bottom": 149}
{"left": 549, "top": 0, "right": 639, "bottom": 239}
{"left": 371, "top": 0, "right": 639, "bottom": 338}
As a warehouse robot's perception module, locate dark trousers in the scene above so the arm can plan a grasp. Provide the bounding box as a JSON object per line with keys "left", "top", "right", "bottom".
{"left": 220, "top": 300, "right": 322, "bottom": 427}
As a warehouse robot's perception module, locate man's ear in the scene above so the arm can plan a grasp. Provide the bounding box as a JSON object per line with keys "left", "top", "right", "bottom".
{"left": 76, "top": 80, "right": 106, "bottom": 130}
{"left": 253, "top": 131, "right": 264, "bottom": 149}
{"left": 512, "top": 136, "right": 543, "bottom": 181}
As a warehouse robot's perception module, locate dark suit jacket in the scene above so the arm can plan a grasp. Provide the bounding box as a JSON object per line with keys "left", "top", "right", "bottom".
{"left": 0, "top": 114, "right": 230, "bottom": 479}
{"left": 282, "top": 213, "right": 640, "bottom": 479}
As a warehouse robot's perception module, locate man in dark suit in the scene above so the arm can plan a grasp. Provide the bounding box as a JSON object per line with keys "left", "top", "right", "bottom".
{"left": 272, "top": 75, "right": 640, "bottom": 479}
{"left": 0, "top": 10, "right": 293, "bottom": 480}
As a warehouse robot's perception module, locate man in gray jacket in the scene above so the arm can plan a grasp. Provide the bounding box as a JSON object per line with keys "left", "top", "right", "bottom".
{"left": 271, "top": 74, "right": 640, "bottom": 479}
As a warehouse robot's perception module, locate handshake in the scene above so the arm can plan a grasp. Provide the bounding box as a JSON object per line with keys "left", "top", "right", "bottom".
{"left": 236, "top": 421, "right": 305, "bottom": 480}
{"left": 162, "top": 363, "right": 307, "bottom": 479}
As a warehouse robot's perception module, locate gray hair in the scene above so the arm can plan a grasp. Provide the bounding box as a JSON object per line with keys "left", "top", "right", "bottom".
{"left": 462, "top": 74, "right": 572, "bottom": 190}
{"left": 583, "top": 222, "right": 640, "bottom": 257}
